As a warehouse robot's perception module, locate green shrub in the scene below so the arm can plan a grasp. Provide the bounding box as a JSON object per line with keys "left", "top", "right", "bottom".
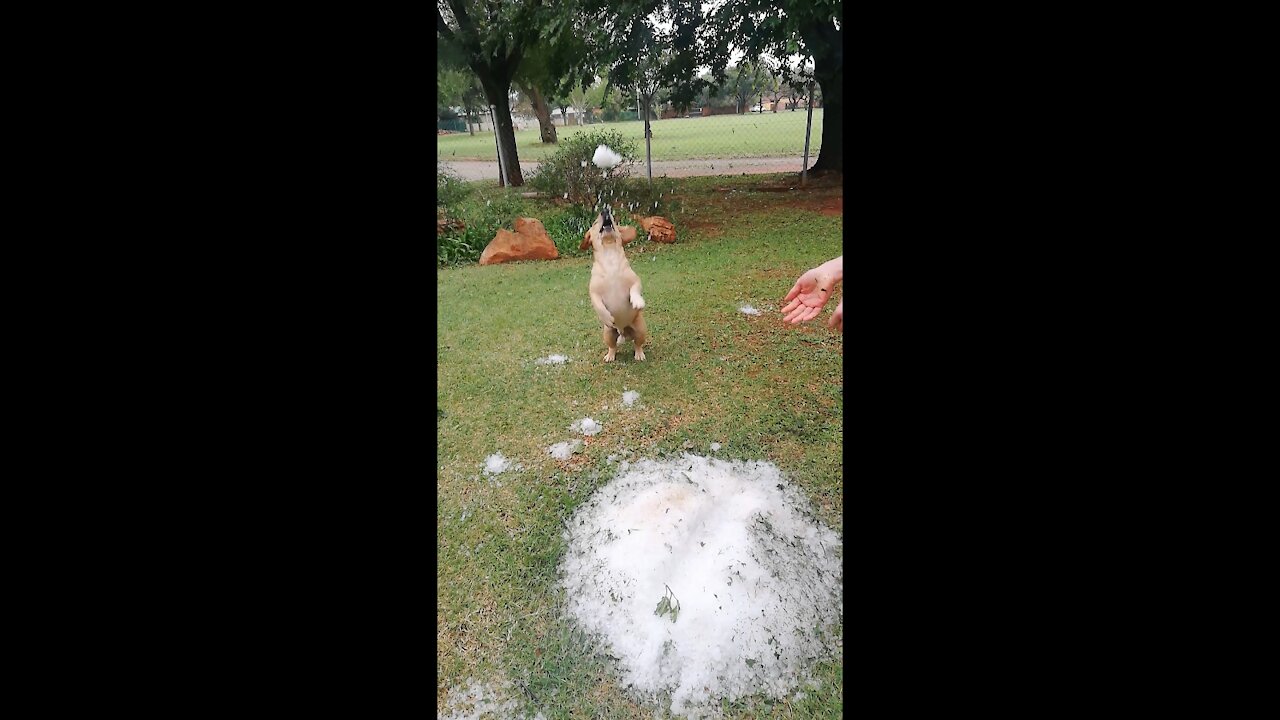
{"left": 542, "top": 204, "right": 597, "bottom": 258}
{"left": 527, "top": 129, "right": 639, "bottom": 208}
{"left": 437, "top": 162, "right": 472, "bottom": 208}
{"left": 437, "top": 188, "right": 530, "bottom": 266}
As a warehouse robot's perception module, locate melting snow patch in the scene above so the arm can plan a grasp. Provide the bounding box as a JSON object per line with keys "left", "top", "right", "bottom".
{"left": 739, "top": 305, "right": 763, "bottom": 316}
{"left": 570, "top": 417, "right": 602, "bottom": 436}
{"left": 710, "top": 442, "right": 722, "bottom": 451}
{"left": 559, "top": 454, "right": 842, "bottom": 718}
{"left": 438, "top": 679, "right": 542, "bottom": 720}
{"left": 547, "top": 440, "right": 582, "bottom": 460}
{"left": 483, "top": 453, "right": 511, "bottom": 476}
{"left": 535, "top": 354, "right": 570, "bottom": 365}
{"left": 622, "top": 390, "right": 641, "bottom": 407}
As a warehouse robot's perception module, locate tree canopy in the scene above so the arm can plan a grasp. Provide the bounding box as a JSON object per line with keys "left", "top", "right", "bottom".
{"left": 438, "top": 0, "right": 844, "bottom": 175}
{"left": 563, "top": 0, "right": 843, "bottom": 169}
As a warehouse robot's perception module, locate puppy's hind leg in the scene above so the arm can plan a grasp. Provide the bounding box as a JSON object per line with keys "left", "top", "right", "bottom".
{"left": 602, "top": 326, "right": 618, "bottom": 363}
{"left": 631, "top": 313, "right": 648, "bottom": 361}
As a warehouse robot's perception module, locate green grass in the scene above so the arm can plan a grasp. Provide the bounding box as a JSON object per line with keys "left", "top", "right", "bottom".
{"left": 438, "top": 109, "right": 824, "bottom": 162}
{"left": 437, "top": 174, "right": 843, "bottom": 719}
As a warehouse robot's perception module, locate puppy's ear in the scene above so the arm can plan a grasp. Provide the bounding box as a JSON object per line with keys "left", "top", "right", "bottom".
{"left": 579, "top": 230, "right": 593, "bottom": 251}
{"left": 620, "top": 226, "right": 637, "bottom": 245}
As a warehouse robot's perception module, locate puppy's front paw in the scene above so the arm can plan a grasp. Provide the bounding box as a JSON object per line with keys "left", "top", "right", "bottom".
{"left": 604, "top": 350, "right": 617, "bottom": 362}
{"left": 631, "top": 295, "right": 645, "bottom": 310}
{"left": 634, "top": 348, "right": 646, "bottom": 361}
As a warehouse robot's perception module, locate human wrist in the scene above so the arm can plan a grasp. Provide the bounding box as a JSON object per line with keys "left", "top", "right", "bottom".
{"left": 820, "top": 258, "right": 843, "bottom": 283}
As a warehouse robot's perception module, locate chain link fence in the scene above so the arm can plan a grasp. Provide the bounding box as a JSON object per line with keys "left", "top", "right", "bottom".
{"left": 436, "top": 90, "right": 822, "bottom": 184}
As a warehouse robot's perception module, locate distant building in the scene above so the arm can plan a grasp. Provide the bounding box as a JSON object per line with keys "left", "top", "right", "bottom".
{"left": 446, "top": 107, "right": 538, "bottom": 132}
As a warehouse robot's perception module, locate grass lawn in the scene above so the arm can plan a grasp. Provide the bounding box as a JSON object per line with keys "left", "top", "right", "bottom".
{"left": 438, "top": 109, "right": 824, "bottom": 162}
{"left": 437, "top": 174, "right": 843, "bottom": 719}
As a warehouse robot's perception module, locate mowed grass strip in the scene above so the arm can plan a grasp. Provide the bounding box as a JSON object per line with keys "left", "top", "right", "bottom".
{"left": 437, "top": 175, "right": 843, "bottom": 719}
{"left": 437, "top": 109, "right": 825, "bottom": 162}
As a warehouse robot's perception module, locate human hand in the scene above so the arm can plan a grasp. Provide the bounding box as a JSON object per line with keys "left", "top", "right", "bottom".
{"left": 781, "top": 264, "right": 838, "bottom": 324}
{"left": 828, "top": 298, "right": 843, "bottom": 332}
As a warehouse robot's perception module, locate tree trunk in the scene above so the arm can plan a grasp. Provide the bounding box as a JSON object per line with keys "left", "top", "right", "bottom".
{"left": 807, "top": 67, "right": 840, "bottom": 172}
{"left": 519, "top": 81, "right": 557, "bottom": 144}
{"left": 803, "top": 22, "right": 843, "bottom": 173}
{"left": 477, "top": 73, "right": 524, "bottom": 186}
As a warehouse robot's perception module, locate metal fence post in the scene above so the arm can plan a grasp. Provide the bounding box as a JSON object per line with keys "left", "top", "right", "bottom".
{"left": 491, "top": 105, "right": 507, "bottom": 187}
{"left": 643, "top": 93, "right": 653, "bottom": 188}
{"left": 801, "top": 81, "right": 815, "bottom": 186}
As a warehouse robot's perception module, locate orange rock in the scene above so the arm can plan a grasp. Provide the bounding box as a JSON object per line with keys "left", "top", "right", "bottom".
{"left": 479, "top": 217, "right": 560, "bottom": 265}
{"left": 632, "top": 215, "right": 677, "bottom": 243}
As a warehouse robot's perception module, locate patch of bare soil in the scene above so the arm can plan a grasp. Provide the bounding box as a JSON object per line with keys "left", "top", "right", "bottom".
{"left": 683, "top": 219, "right": 723, "bottom": 237}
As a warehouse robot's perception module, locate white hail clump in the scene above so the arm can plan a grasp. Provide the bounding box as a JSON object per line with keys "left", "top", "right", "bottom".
{"left": 622, "top": 390, "right": 640, "bottom": 407}
{"left": 570, "top": 417, "right": 602, "bottom": 436}
{"left": 739, "top": 305, "right": 762, "bottom": 316}
{"left": 482, "top": 452, "right": 511, "bottom": 476}
{"left": 547, "top": 440, "right": 582, "bottom": 460}
{"left": 559, "top": 454, "right": 843, "bottom": 718}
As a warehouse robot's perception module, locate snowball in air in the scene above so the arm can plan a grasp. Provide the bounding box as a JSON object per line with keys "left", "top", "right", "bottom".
{"left": 593, "top": 144, "right": 623, "bottom": 169}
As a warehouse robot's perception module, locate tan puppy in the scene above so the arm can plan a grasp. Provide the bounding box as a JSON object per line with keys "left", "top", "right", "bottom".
{"left": 579, "top": 206, "right": 647, "bottom": 362}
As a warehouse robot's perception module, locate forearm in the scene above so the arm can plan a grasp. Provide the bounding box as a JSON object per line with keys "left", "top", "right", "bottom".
{"left": 820, "top": 256, "right": 843, "bottom": 283}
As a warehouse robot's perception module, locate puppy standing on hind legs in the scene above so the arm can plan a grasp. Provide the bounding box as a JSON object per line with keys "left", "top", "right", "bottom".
{"left": 580, "top": 205, "right": 648, "bottom": 362}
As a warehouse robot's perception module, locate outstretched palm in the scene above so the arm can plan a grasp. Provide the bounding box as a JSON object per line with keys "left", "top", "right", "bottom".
{"left": 781, "top": 267, "right": 837, "bottom": 324}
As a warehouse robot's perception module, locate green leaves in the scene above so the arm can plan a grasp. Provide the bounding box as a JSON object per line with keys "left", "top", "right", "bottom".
{"left": 653, "top": 584, "right": 681, "bottom": 623}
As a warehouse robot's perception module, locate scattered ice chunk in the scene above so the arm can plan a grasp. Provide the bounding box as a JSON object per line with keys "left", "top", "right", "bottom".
{"left": 710, "top": 442, "right": 722, "bottom": 451}
{"left": 739, "top": 305, "right": 763, "bottom": 316}
{"left": 570, "top": 417, "right": 602, "bottom": 436}
{"left": 438, "top": 679, "right": 544, "bottom": 720}
{"left": 547, "top": 439, "right": 583, "bottom": 460}
{"left": 483, "top": 452, "right": 511, "bottom": 476}
{"left": 535, "top": 354, "right": 570, "bottom": 365}
{"left": 622, "top": 390, "right": 640, "bottom": 407}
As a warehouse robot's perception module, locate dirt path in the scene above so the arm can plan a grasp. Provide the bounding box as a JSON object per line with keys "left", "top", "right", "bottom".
{"left": 441, "top": 156, "right": 812, "bottom": 181}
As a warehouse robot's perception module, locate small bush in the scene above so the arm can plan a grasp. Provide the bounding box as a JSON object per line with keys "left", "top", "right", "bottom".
{"left": 437, "top": 162, "right": 472, "bottom": 208}
{"left": 528, "top": 129, "right": 639, "bottom": 208}
{"left": 438, "top": 187, "right": 529, "bottom": 266}
{"left": 542, "top": 204, "right": 597, "bottom": 258}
